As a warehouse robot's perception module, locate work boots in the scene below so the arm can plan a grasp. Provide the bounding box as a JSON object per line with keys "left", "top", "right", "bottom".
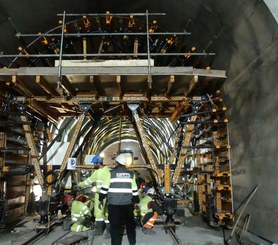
{"left": 104, "top": 223, "right": 111, "bottom": 239}
{"left": 91, "top": 221, "right": 104, "bottom": 236}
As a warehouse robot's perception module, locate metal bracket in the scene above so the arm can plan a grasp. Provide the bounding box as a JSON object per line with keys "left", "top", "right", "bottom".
{"left": 127, "top": 103, "right": 139, "bottom": 111}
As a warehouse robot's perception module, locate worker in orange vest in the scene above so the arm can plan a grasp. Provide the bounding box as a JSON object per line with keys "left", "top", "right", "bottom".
{"left": 139, "top": 187, "right": 162, "bottom": 234}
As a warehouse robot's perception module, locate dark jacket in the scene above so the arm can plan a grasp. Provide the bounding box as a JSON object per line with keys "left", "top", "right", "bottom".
{"left": 99, "top": 165, "right": 139, "bottom": 205}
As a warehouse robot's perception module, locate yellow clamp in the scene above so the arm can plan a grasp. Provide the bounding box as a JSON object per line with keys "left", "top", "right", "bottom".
{"left": 128, "top": 15, "right": 135, "bottom": 28}
{"left": 18, "top": 47, "right": 29, "bottom": 55}
{"left": 106, "top": 11, "right": 112, "bottom": 25}
{"left": 83, "top": 16, "right": 91, "bottom": 29}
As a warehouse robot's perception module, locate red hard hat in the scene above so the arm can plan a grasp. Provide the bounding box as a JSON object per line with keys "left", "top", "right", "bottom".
{"left": 64, "top": 195, "right": 74, "bottom": 204}
{"left": 76, "top": 195, "right": 86, "bottom": 203}
{"left": 140, "top": 182, "right": 147, "bottom": 189}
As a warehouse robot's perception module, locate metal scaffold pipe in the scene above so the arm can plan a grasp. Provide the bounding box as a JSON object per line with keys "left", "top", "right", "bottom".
{"left": 16, "top": 31, "right": 191, "bottom": 37}
{"left": 56, "top": 12, "right": 167, "bottom": 17}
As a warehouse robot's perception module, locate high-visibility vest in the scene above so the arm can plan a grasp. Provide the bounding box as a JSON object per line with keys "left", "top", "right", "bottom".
{"left": 79, "top": 166, "right": 111, "bottom": 192}
{"left": 71, "top": 200, "right": 91, "bottom": 221}
{"left": 100, "top": 165, "right": 138, "bottom": 205}
{"left": 70, "top": 200, "right": 92, "bottom": 232}
{"left": 140, "top": 195, "right": 153, "bottom": 216}
{"left": 140, "top": 195, "right": 158, "bottom": 229}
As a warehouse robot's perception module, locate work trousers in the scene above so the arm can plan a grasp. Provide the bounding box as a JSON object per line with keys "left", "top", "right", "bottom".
{"left": 142, "top": 211, "right": 158, "bottom": 229}
{"left": 94, "top": 193, "right": 108, "bottom": 223}
{"left": 108, "top": 204, "right": 136, "bottom": 245}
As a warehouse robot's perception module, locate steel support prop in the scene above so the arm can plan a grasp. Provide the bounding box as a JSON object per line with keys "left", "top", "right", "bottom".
{"left": 128, "top": 104, "right": 161, "bottom": 184}
{"left": 20, "top": 115, "right": 45, "bottom": 187}
{"left": 164, "top": 163, "right": 171, "bottom": 194}
{"left": 172, "top": 115, "right": 197, "bottom": 184}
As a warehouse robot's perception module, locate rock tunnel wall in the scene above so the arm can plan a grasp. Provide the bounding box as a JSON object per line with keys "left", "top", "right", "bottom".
{"left": 219, "top": 3, "right": 278, "bottom": 243}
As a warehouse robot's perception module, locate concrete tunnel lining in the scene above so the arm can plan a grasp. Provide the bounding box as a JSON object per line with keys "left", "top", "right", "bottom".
{"left": 0, "top": 0, "right": 277, "bottom": 242}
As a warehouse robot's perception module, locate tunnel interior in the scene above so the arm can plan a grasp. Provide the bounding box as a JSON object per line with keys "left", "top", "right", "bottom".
{"left": 0, "top": 0, "right": 277, "bottom": 243}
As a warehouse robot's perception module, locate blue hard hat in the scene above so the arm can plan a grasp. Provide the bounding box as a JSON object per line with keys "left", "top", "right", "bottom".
{"left": 91, "top": 155, "right": 103, "bottom": 164}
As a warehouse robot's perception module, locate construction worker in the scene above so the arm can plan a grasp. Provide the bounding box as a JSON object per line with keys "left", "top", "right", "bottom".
{"left": 78, "top": 154, "right": 111, "bottom": 237}
{"left": 71, "top": 195, "right": 93, "bottom": 232}
{"left": 139, "top": 187, "right": 162, "bottom": 234}
{"left": 99, "top": 153, "right": 139, "bottom": 245}
{"left": 134, "top": 182, "right": 147, "bottom": 225}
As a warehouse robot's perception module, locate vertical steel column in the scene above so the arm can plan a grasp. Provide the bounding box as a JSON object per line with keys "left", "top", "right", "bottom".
{"left": 172, "top": 115, "right": 197, "bottom": 184}
{"left": 146, "top": 10, "right": 152, "bottom": 89}
{"left": 118, "top": 115, "right": 123, "bottom": 153}
{"left": 57, "top": 11, "right": 66, "bottom": 89}
{"left": 20, "top": 115, "right": 45, "bottom": 187}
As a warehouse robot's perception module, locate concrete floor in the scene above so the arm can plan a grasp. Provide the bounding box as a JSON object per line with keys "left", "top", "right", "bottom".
{"left": 0, "top": 211, "right": 271, "bottom": 245}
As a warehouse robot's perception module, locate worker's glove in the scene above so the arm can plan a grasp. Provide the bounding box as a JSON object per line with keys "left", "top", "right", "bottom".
{"left": 134, "top": 203, "right": 140, "bottom": 210}
{"left": 83, "top": 215, "right": 92, "bottom": 228}
{"left": 98, "top": 201, "right": 103, "bottom": 210}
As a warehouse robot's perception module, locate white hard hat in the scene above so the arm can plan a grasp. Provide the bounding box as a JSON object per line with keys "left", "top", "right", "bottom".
{"left": 147, "top": 188, "right": 155, "bottom": 195}
{"left": 115, "top": 153, "right": 128, "bottom": 165}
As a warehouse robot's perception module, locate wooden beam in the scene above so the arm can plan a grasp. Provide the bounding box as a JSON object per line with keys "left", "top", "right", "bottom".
{"left": 89, "top": 76, "right": 96, "bottom": 93}
{"left": 61, "top": 77, "right": 76, "bottom": 96}
{"left": 29, "top": 100, "right": 59, "bottom": 124}
{"left": 165, "top": 75, "right": 175, "bottom": 96}
{"left": 185, "top": 75, "right": 198, "bottom": 96}
{"left": 170, "top": 98, "right": 190, "bottom": 122}
{"left": 35, "top": 75, "right": 60, "bottom": 96}
{"left": 12, "top": 75, "right": 34, "bottom": 97}
{"left": 116, "top": 75, "right": 122, "bottom": 96}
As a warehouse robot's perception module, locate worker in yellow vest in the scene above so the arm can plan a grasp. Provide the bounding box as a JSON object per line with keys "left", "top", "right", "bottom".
{"left": 71, "top": 195, "right": 93, "bottom": 232}
{"left": 139, "top": 187, "right": 162, "bottom": 234}
{"left": 78, "top": 155, "right": 111, "bottom": 237}
{"left": 134, "top": 182, "right": 147, "bottom": 225}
